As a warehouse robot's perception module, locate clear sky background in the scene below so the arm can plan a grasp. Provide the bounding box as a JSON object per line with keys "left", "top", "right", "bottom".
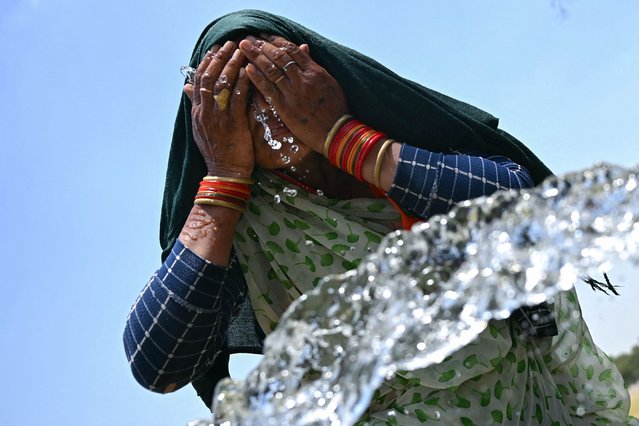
{"left": 1, "top": 1, "right": 637, "bottom": 425}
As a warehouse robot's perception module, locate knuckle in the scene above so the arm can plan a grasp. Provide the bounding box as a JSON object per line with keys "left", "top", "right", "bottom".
{"left": 264, "top": 63, "right": 280, "bottom": 78}
{"left": 271, "top": 48, "right": 287, "bottom": 61}
{"left": 200, "top": 73, "right": 214, "bottom": 86}
{"left": 282, "top": 42, "right": 299, "bottom": 53}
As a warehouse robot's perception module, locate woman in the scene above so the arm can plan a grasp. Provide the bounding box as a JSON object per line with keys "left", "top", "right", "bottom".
{"left": 124, "top": 10, "right": 634, "bottom": 424}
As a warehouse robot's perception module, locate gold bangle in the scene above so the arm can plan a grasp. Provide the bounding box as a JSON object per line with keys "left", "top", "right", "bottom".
{"left": 194, "top": 198, "right": 245, "bottom": 212}
{"left": 203, "top": 175, "right": 255, "bottom": 185}
{"left": 373, "top": 139, "right": 396, "bottom": 189}
{"left": 323, "top": 115, "right": 353, "bottom": 158}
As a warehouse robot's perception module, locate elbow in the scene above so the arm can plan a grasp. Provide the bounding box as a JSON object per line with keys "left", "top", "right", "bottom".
{"left": 123, "top": 323, "right": 192, "bottom": 394}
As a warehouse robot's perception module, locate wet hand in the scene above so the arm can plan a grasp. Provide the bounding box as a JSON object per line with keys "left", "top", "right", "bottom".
{"left": 239, "top": 35, "right": 349, "bottom": 154}
{"left": 184, "top": 41, "right": 254, "bottom": 177}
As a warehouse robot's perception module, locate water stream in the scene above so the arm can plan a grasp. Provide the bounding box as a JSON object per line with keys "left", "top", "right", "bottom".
{"left": 193, "top": 163, "right": 637, "bottom": 425}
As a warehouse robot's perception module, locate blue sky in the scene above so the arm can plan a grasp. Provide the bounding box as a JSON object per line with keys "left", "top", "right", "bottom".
{"left": 1, "top": 1, "right": 637, "bottom": 425}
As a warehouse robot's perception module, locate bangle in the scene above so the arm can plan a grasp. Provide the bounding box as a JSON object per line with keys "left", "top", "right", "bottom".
{"left": 354, "top": 132, "right": 385, "bottom": 181}
{"left": 323, "top": 115, "right": 353, "bottom": 158}
{"left": 203, "top": 175, "right": 255, "bottom": 185}
{"left": 194, "top": 198, "right": 245, "bottom": 212}
{"left": 195, "top": 175, "right": 253, "bottom": 213}
{"left": 373, "top": 139, "right": 396, "bottom": 189}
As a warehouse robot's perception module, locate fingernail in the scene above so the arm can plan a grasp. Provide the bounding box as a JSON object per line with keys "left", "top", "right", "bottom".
{"left": 223, "top": 40, "right": 233, "bottom": 49}
{"left": 246, "top": 35, "right": 257, "bottom": 42}
{"left": 239, "top": 67, "right": 245, "bottom": 77}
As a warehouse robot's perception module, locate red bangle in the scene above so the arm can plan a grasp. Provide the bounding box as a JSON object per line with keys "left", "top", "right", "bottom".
{"left": 354, "top": 132, "right": 386, "bottom": 181}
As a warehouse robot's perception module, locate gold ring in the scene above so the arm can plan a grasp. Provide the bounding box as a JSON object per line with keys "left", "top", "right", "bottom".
{"left": 274, "top": 74, "right": 286, "bottom": 84}
{"left": 214, "top": 88, "right": 230, "bottom": 110}
{"left": 199, "top": 88, "right": 213, "bottom": 93}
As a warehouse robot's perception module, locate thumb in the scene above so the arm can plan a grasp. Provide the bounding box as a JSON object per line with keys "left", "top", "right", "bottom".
{"left": 299, "top": 44, "right": 310, "bottom": 55}
{"left": 183, "top": 84, "right": 194, "bottom": 101}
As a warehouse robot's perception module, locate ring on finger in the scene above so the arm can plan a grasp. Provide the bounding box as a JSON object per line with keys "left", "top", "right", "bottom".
{"left": 282, "top": 60, "right": 297, "bottom": 73}
{"left": 274, "top": 74, "right": 286, "bottom": 84}
{"left": 214, "top": 88, "right": 230, "bottom": 110}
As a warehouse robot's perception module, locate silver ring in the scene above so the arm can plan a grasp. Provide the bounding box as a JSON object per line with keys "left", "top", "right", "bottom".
{"left": 282, "top": 60, "right": 297, "bottom": 73}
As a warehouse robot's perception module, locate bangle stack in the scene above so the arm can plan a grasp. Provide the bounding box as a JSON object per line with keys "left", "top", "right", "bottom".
{"left": 324, "top": 115, "right": 394, "bottom": 185}
{"left": 194, "top": 175, "right": 254, "bottom": 213}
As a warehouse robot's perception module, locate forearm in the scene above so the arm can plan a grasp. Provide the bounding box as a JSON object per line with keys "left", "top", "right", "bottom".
{"left": 387, "top": 144, "right": 534, "bottom": 219}
{"left": 179, "top": 204, "right": 243, "bottom": 266}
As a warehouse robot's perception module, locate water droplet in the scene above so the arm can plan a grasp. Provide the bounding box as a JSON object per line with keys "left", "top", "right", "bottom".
{"left": 283, "top": 187, "right": 298, "bottom": 197}
{"left": 281, "top": 155, "right": 291, "bottom": 164}
{"left": 265, "top": 96, "right": 272, "bottom": 104}
{"left": 316, "top": 189, "right": 324, "bottom": 196}
{"left": 283, "top": 136, "right": 294, "bottom": 144}
{"left": 291, "top": 145, "right": 299, "bottom": 153}
{"left": 235, "top": 89, "right": 241, "bottom": 95}
{"left": 180, "top": 65, "right": 196, "bottom": 84}
{"left": 273, "top": 195, "right": 281, "bottom": 204}
{"left": 219, "top": 75, "right": 228, "bottom": 84}
{"left": 289, "top": 166, "right": 296, "bottom": 172}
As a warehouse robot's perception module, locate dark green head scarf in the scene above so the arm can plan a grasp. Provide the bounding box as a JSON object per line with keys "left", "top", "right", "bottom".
{"left": 160, "top": 9, "right": 553, "bottom": 405}
{"left": 160, "top": 9, "right": 552, "bottom": 262}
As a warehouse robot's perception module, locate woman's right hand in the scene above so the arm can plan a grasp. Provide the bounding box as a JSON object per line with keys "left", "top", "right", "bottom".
{"left": 184, "top": 41, "right": 254, "bottom": 178}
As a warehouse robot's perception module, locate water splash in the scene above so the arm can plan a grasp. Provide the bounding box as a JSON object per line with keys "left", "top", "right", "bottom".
{"left": 207, "top": 163, "right": 638, "bottom": 425}
{"left": 255, "top": 110, "right": 282, "bottom": 150}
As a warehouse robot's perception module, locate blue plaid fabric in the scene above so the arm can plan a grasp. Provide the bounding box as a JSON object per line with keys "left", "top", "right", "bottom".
{"left": 123, "top": 239, "right": 246, "bottom": 392}
{"left": 388, "top": 144, "right": 534, "bottom": 218}
{"left": 124, "top": 145, "right": 542, "bottom": 392}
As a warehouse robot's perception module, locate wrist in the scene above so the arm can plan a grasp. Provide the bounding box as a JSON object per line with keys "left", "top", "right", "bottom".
{"left": 206, "top": 165, "right": 254, "bottom": 179}
{"left": 195, "top": 176, "right": 254, "bottom": 213}
{"left": 324, "top": 117, "right": 395, "bottom": 186}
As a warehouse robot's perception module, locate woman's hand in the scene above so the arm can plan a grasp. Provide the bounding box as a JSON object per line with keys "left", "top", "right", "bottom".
{"left": 184, "top": 41, "right": 254, "bottom": 178}
{"left": 239, "top": 35, "right": 349, "bottom": 154}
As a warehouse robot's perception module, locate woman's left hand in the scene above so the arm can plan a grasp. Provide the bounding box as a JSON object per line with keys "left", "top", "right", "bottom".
{"left": 239, "top": 35, "right": 349, "bottom": 154}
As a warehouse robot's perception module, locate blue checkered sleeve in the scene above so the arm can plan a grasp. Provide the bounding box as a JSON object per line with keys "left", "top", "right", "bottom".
{"left": 387, "top": 144, "right": 534, "bottom": 219}
{"left": 123, "top": 239, "right": 246, "bottom": 393}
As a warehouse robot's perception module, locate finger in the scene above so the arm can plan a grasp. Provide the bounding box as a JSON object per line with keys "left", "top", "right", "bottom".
{"left": 299, "top": 44, "right": 310, "bottom": 55}
{"left": 231, "top": 67, "right": 251, "bottom": 116}
{"left": 213, "top": 49, "right": 244, "bottom": 112}
{"left": 193, "top": 49, "right": 216, "bottom": 106}
{"left": 239, "top": 38, "right": 287, "bottom": 86}
{"left": 193, "top": 44, "right": 222, "bottom": 104}
{"left": 183, "top": 84, "right": 194, "bottom": 102}
{"left": 248, "top": 38, "right": 300, "bottom": 83}
{"left": 245, "top": 63, "right": 281, "bottom": 106}
{"left": 199, "top": 41, "right": 237, "bottom": 111}
{"left": 261, "top": 34, "right": 312, "bottom": 70}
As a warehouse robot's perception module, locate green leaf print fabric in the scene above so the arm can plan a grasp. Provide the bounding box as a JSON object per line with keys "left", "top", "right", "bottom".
{"left": 358, "top": 290, "right": 636, "bottom": 425}
{"left": 234, "top": 169, "right": 636, "bottom": 424}
{"left": 234, "top": 169, "right": 400, "bottom": 333}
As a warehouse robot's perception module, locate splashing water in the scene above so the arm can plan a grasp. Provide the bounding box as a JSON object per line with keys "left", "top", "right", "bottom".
{"left": 203, "top": 163, "right": 638, "bottom": 426}
{"left": 255, "top": 110, "right": 282, "bottom": 150}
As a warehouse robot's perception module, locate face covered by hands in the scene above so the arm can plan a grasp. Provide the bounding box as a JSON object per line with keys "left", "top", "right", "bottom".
{"left": 184, "top": 35, "right": 350, "bottom": 175}
{"left": 240, "top": 35, "right": 350, "bottom": 155}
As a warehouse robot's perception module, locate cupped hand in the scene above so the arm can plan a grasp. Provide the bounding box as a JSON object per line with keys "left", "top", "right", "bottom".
{"left": 184, "top": 41, "right": 254, "bottom": 178}
{"left": 239, "top": 35, "right": 350, "bottom": 154}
